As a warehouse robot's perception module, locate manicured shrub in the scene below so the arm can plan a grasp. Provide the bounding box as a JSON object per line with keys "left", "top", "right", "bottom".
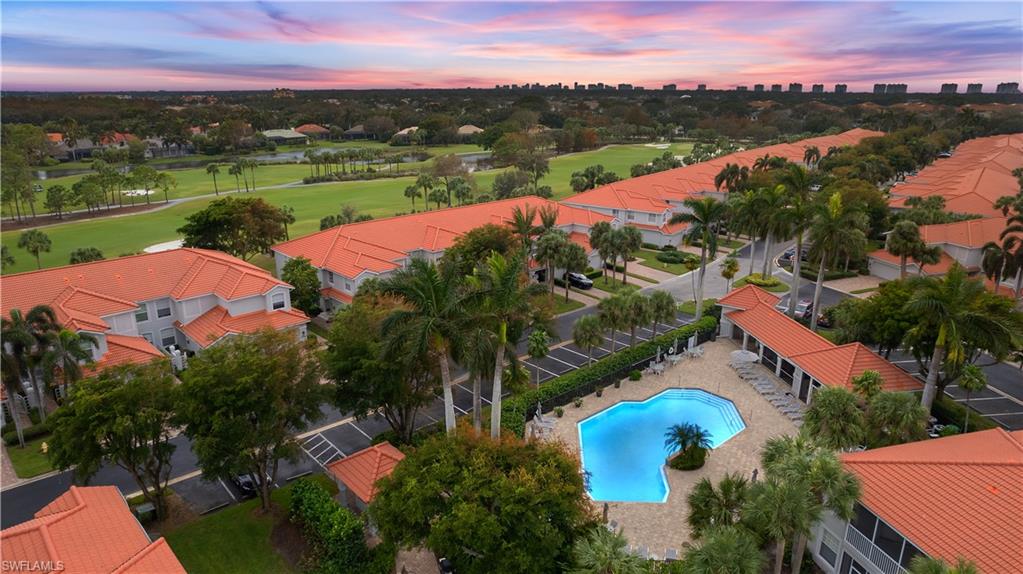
{"left": 289, "top": 478, "right": 369, "bottom": 571}
{"left": 660, "top": 244, "right": 677, "bottom": 251}
{"left": 932, "top": 395, "right": 997, "bottom": 432}
{"left": 642, "top": 242, "right": 660, "bottom": 250}
{"left": 573, "top": 398, "right": 583, "bottom": 408}
{"left": 939, "top": 424, "right": 961, "bottom": 436}
{"left": 668, "top": 447, "right": 707, "bottom": 470}
{"left": 595, "top": 387, "right": 603, "bottom": 397}
{"left": 656, "top": 250, "right": 690, "bottom": 265}
{"left": 629, "top": 370, "right": 642, "bottom": 381}
{"left": 741, "top": 273, "right": 782, "bottom": 288}
{"left": 2, "top": 422, "right": 51, "bottom": 446}
{"left": 555, "top": 407, "right": 565, "bottom": 418}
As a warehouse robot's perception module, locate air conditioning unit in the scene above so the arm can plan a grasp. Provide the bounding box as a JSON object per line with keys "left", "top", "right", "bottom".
{"left": 169, "top": 348, "right": 188, "bottom": 372}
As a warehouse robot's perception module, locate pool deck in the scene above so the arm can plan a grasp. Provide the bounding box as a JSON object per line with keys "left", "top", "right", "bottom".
{"left": 546, "top": 339, "right": 799, "bottom": 556}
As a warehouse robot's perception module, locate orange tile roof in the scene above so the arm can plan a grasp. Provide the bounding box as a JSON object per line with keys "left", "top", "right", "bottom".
{"left": 917, "top": 217, "right": 1010, "bottom": 249}
{"left": 321, "top": 286, "right": 354, "bottom": 304}
{"left": 47, "top": 132, "right": 64, "bottom": 143}
{"left": 717, "top": 284, "right": 782, "bottom": 310}
{"left": 274, "top": 197, "right": 611, "bottom": 279}
{"left": 176, "top": 306, "right": 308, "bottom": 348}
{"left": 98, "top": 132, "right": 139, "bottom": 145}
{"left": 326, "top": 442, "right": 405, "bottom": 503}
{"left": 565, "top": 129, "right": 883, "bottom": 211}
{"left": 841, "top": 429, "right": 1023, "bottom": 574}
{"left": 83, "top": 334, "right": 165, "bottom": 376}
{"left": 867, "top": 248, "right": 962, "bottom": 275}
{"left": 0, "top": 486, "right": 186, "bottom": 574}
{"left": 789, "top": 342, "right": 922, "bottom": 392}
{"left": 726, "top": 300, "right": 833, "bottom": 357}
{"left": 2, "top": 249, "right": 290, "bottom": 332}
{"left": 294, "top": 123, "right": 329, "bottom": 134}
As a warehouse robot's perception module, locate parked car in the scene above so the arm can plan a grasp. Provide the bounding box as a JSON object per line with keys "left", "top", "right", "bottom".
{"left": 230, "top": 473, "right": 259, "bottom": 499}
{"left": 816, "top": 312, "right": 833, "bottom": 328}
{"left": 793, "top": 299, "right": 814, "bottom": 320}
{"left": 564, "top": 271, "right": 593, "bottom": 290}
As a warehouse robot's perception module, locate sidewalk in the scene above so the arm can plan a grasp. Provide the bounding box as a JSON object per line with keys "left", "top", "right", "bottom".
{"left": 0, "top": 445, "right": 22, "bottom": 489}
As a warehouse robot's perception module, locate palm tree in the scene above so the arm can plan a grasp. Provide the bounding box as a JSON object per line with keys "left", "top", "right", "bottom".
{"left": 720, "top": 256, "right": 740, "bottom": 291}
{"left": 205, "top": 163, "right": 221, "bottom": 195}
{"left": 281, "top": 205, "right": 295, "bottom": 240}
{"left": 598, "top": 294, "right": 629, "bottom": 353}
{"left": 228, "top": 163, "right": 242, "bottom": 192}
{"left": 403, "top": 184, "right": 421, "bottom": 212}
{"left": 887, "top": 220, "right": 925, "bottom": 279}
{"left": 958, "top": 364, "right": 986, "bottom": 432}
{"left": 569, "top": 527, "right": 645, "bottom": 574}
{"left": 905, "top": 263, "right": 1023, "bottom": 412}
{"left": 866, "top": 391, "right": 928, "bottom": 446}
{"left": 589, "top": 221, "right": 614, "bottom": 282}
{"left": 728, "top": 191, "right": 763, "bottom": 276}
{"left": 981, "top": 237, "right": 1017, "bottom": 290}
{"left": 458, "top": 325, "right": 496, "bottom": 434}
{"left": 683, "top": 525, "right": 762, "bottom": 574}
{"left": 622, "top": 292, "right": 651, "bottom": 347}
{"left": 686, "top": 473, "right": 750, "bottom": 538}
{"left": 527, "top": 328, "right": 550, "bottom": 387}
{"left": 803, "top": 145, "right": 820, "bottom": 168}
{"left": 234, "top": 160, "right": 249, "bottom": 192}
{"left": 648, "top": 290, "right": 676, "bottom": 337}
{"left": 2, "top": 245, "right": 14, "bottom": 270}
{"left": 807, "top": 193, "right": 868, "bottom": 331}
{"left": 802, "top": 387, "right": 866, "bottom": 450}
{"left": 535, "top": 230, "right": 568, "bottom": 296}
{"left": 1, "top": 306, "right": 59, "bottom": 423}
{"left": 745, "top": 478, "right": 817, "bottom": 574}
{"left": 616, "top": 226, "right": 643, "bottom": 286}
{"left": 757, "top": 185, "right": 789, "bottom": 277}
{"left": 247, "top": 160, "right": 258, "bottom": 191}
{"left": 18, "top": 229, "right": 51, "bottom": 269}
{"left": 664, "top": 421, "right": 711, "bottom": 459}
{"left": 908, "top": 556, "right": 979, "bottom": 574}
{"left": 778, "top": 166, "right": 815, "bottom": 315}
{"left": 40, "top": 329, "right": 97, "bottom": 399}
{"left": 670, "top": 197, "right": 727, "bottom": 321}
{"left": 508, "top": 204, "right": 539, "bottom": 256}
{"left": 379, "top": 259, "right": 472, "bottom": 434}
{"left": 415, "top": 174, "right": 435, "bottom": 210}
{"left": 538, "top": 204, "right": 559, "bottom": 233}
{"left": 558, "top": 241, "right": 589, "bottom": 301}
{"left": 1, "top": 347, "right": 28, "bottom": 447}
{"left": 851, "top": 370, "right": 884, "bottom": 403}
{"left": 471, "top": 251, "right": 544, "bottom": 438}
{"left": 573, "top": 314, "right": 604, "bottom": 365}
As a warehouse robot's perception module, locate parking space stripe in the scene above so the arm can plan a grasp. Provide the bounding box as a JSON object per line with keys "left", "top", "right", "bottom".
{"left": 546, "top": 354, "right": 580, "bottom": 369}
{"left": 523, "top": 360, "right": 560, "bottom": 377}
{"left": 219, "top": 478, "right": 238, "bottom": 503}
{"left": 558, "top": 346, "right": 589, "bottom": 359}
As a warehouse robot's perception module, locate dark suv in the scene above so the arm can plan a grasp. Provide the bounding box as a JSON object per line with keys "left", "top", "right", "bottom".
{"left": 564, "top": 272, "right": 593, "bottom": 290}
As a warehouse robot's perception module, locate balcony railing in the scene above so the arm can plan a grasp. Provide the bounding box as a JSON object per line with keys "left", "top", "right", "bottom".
{"left": 845, "top": 526, "right": 907, "bottom": 574}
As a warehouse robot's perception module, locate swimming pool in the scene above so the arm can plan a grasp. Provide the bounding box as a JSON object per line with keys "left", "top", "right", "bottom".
{"left": 578, "top": 388, "right": 746, "bottom": 503}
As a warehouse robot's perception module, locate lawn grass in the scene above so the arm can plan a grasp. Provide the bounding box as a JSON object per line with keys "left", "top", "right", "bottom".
{"left": 732, "top": 274, "right": 790, "bottom": 293}
{"left": 165, "top": 474, "right": 337, "bottom": 574}
{"left": 677, "top": 298, "right": 718, "bottom": 316}
{"left": 3, "top": 144, "right": 690, "bottom": 274}
{"left": 551, "top": 296, "right": 586, "bottom": 315}
{"left": 5, "top": 436, "right": 55, "bottom": 478}
{"left": 630, "top": 249, "right": 695, "bottom": 276}
{"left": 591, "top": 276, "right": 640, "bottom": 296}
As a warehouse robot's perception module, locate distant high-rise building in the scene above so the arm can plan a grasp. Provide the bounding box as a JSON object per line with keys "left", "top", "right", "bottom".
{"left": 753, "top": 84, "right": 765, "bottom": 92}
{"left": 940, "top": 83, "right": 958, "bottom": 94}
{"left": 834, "top": 84, "right": 847, "bottom": 93}
{"left": 811, "top": 84, "right": 824, "bottom": 93}
{"left": 736, "top": 85, "right": 748, "bottom": 92}
{"left": 771, "top": 84, "right": 783, "bottom": 92}
{"left": 618, "top": 83, "right": 633, "bottom": 91}
{"left": 996, "top": 82, "right": 1020, "bottom": 94}
{"left": 697, "top": 84, "right": 707, "bottom": 91}
{"left": 886, "top": 84, "right": 907, "bottom": 94}
{"left": 662, "top": 84, "right": 677, "bottom": 91}
{"left": 966, "top": 83, "right": 983, "bottom": 94}
{"left": 873, "top": 84, "right": 886, "bottom": 94}
{"left": 789, "top": 83, "right": 803, "bottom": 93}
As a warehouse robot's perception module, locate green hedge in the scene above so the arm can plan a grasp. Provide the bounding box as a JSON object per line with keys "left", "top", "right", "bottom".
{"left": 668, "top": 447, "right": 707, "bottom": 470}
{"left": 3, "top": 422, "right": 51, "bottom": 446}
{"left": 932, "top": 394, "right": 997, "bottom": 432}
{"left": 501, "top": 316, "right": 718, "bottom": 437}
{"left": 289, "top": 478, "right": 369, "bottom": 572}
{"left": 797, "top": 266, "right": 858, "bottom": 282}
{"left": 656, "top": 251, "right": 692, "bottom": 265}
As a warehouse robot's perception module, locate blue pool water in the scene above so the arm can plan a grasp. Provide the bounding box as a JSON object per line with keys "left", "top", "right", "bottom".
{"left": 578, "top": 388, "right": 746, "bottom": 503}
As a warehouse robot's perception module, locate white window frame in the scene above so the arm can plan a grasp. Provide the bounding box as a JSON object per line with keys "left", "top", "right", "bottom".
{"left": 647, "top": 213, "right": 657, "bottom": 223}
{"left": 156, "top": 301, "right": 172, "bottom": 318}
{"left": 344, "top": 280, "right": 353, "bottom": 292}
{"left": 135, "top": 304, "right": 149, "bottom": 323}
{"left": 271, "top": 292, "right": 285, "bottom": 310}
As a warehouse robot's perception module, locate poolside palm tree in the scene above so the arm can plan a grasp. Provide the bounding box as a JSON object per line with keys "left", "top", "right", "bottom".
{"left": 527, "top": 328, "right": 550, "bottom": 387}
{"left": 908, "top": 556, "right": 979, "bottom": 574}
{"left": 887, "top": 220, "right": 925, "bottom": 279}
{"left": 40, "top": 329, "right": 97, "bottom": 400}
{"left": 905, "top": 263, "right": 1023, "bottom": 412}
{"left": 669, "top": 197, "right": 727, "bottom": 320}
{"left": 686, "top": 473, "right": 750, "bottom": 538}
{"left": 597, "top": 294, "right": 629, "bottom": 353}
{"left": 958, "top": 364, "right": 987, "bottom": 432}
{"left": 470, "top": 251, "right": 545, "bottom": 438}
{"left": 569, "top": 527, "right": 645, "bottom": 574}
{"left": 378, "top": 259, "right": 472, "bottom": 435}
{"left": 807, "top": 193, "right": 868, "bottom": 331}
{"left": 18, "top": 229, "right": 51, "bottom": 270}
{"left": 802, "top": 387, "right": 866, "bottom": 450}
{"left": 1, "top": 305, "right": 59, "bottom": 423}
{"left": 664, "top": 422, "right": 711, "bottom": 460}
{"left": 648, "top": 290, "right": 676, "bottom": 337}
{"left": 683, "top": 526, "right": 762, "bottom": 574}
{"left": 205, "top": 163, "right": 221, "bottom": 195}
{"left": 866, "top": 391, "right": 928, "bottom": 447}
{"left": 572, "top": 314, "right": 604, "bottom": 366}
{"left": 745, "top": 478, "right": 817, "bottom": 574}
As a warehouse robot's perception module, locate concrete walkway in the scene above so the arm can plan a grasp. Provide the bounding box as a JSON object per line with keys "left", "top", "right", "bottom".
{"left": 629, "top": 263, "right": 677, "bottom": 283}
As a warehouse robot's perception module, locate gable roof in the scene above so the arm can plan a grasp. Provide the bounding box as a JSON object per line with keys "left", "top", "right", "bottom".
{"left": 273, "top": 197, "right": 611, "bottom": 279}
{"left": 841, "top": 429, "right": 1023, "bottom": 574}
{"left": 294, "top": 123, "right": 329, "bottom": 134}
{"left": 789, "top": 342, "right": 922, "bottom": 392}
{"left": 717, "top": 284, "right": 782, "bottom": 310}
{"left": 917, "top": 216, "right": 1010, "bottom": 249}
{"left": 2, "top": 249, "right": 290, "bottom": 332}
{"left": 176, "top": 306, "right": 308, "bottom": 348}
{"left": 83, "top": 334, "right": 165, "bottom": 376}
{"left": 326, "top": 442, "right": 405, "bottom": 503}
{"left": 0, "top": 486, "right": 186, "bottom": 574}
{"left": 726, "top": 299, "right": 833, "bottom": 357}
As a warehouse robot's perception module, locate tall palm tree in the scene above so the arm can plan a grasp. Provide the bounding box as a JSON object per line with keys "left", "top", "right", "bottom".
{"left": 535, "top": 230, "right": 568, "bottom": 295}
{"left": 720, "top": 256, "right": 739, "bottom": 292}
{"left": 1, "top": 348, "right": 28, "bottom": 447}
{"left": 508, "top": 204, "right": 539, "bottom": 256}
{"left": 807, "top": 193, "right": 868, "bottom": 331}
{"left": 234, "top": 160, "right": 249, "bottom": 192}
{"left": 745, "top": 478, "right": 818, "bottom": 574}
{"left": 686, "top": 473, "right": 750, "bottom": 538}
{"left": 527, "top": 328, "right": 550, "bottom": 387}
{"left": 802, "top": 146, "right": 821, "bottom": 168}
{"left": 981, "top": 236, "right": 1019, "bottom": 292}
{"left": 670, "top": 197, "right": 727, "bottom": 320}
{"left": 728, "top": 191, "right": 763, "bottom": 276}
{"left": 1, "top": 306, "right": 59, "bottom": 423}
{"left": 616, "top": 226, "right": 643, "bottom": 286}
{"left": 648, "top": 290, "right": 676, "bottom": 337}
{"left": 622, "top": 292, "right": 651, "bottom": 347}
{"left": 802, "top": 387, "right": 866, "bottom": 450}
{"left": 18, "top": 229, "right": 51, "bottom": 270}
{"left": 958, "top": 364, "right": 987, "bottom": 432}
{"left": 905, "top": 263, "right": 1023, "bottom": 412}
{"left": 403, "top": 184, "right": 421, "bottom": 212}
{"left": 572, "top": 314, "right": 604, "bottom": 365}
{"left": 757, "top": 185, "right": 789, "bottom": 278}
{"left": 379, "top": 259, "right": 472, "bottom": 434}
{"left": 589, "top": 221, "right": 613, "bottom": 282}
{"left": 683, "top": 525, "right": 763, "bottom": 574}
{"left": 205, "top": 163, "right": 221, "bottom": 195}
{"left": 470, "top": 251, "right": 544, "bottom": 438}
{"left": 228, "top": 163, "right": 242, "bottom": 192}
{"left": 458, "top": 325, "right": 496, "bottom": 434}
{"left": 867, "top": 391, "right": 929, "bottom": 446}
{"left": 778, "top": 165, "right": 815, "bottom": 315}
{"left": 887, "top": 220, "right": 925, "bottom": 279}
{"left": 569, "top": 527, "right": 645, "bottom": 574}
{"left": 598, "top": 294, "right": 629, "bottom": 353}
{"left": 40, "top": 329, "right": 97, "bottom": 400}
{"left": 538, "top": 204, "right": 559, "bottom": 233}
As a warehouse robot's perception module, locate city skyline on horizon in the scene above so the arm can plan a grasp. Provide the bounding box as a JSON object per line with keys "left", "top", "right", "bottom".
{"left": 1, "top": 1, "right": 1021, "bottom": 92}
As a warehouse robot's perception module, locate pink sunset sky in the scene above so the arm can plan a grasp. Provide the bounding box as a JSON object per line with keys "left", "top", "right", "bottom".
{"left": 1, "top": 1, "right": 1020, "bottom": 92}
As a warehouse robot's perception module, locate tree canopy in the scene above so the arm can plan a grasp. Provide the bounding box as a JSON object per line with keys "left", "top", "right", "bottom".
{"left": 177, "top": 196, "right": 289, "bottom": 260}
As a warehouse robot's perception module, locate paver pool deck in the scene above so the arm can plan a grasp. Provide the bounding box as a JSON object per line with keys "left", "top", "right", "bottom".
{"left": 547, "top": 339, "right": 798, "bottom": 555}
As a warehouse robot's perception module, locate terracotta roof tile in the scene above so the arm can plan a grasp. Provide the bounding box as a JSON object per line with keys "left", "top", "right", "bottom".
{"left": 326, "top": 442, "right": 405, "bottom": 503}
{"left": 841, "top": 429, "right": 1023, "bottom": 574}
{"left": 321, "top": 287, "right": 354, "bottom": 304}
{"left": 725, "top": 301, "right": 833, "bottom": 357}
{"left": 789, "top": 343, "right": 922, "bottom": 392}
{"left": 717, "top": 284, "right": 782, "bottom": 310}
{"left": 867, "top": 248, "right": 963, "bottom": 275}
{"left": 83, "top": 334, "right": 164, "bottom": 376}
{"left": 176, "top": 306, "right": 308, "bottom": 348}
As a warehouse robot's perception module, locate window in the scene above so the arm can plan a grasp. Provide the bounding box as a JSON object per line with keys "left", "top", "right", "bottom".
{"left": 156, "top": 301, "right": 172, "bottom": 318}
{"left": 850, "top": 504, "right": 877, "bottom": 540}
{"left": 135, "top": 304, "right": 149, "bottom": 323}
{"left": 627, "top": 212, "right": 635, "bottom": 220}
{"left": 647, "top": 213, "right": 657, "bottom": 223}
{"left": 327, "top": 271, "right": 334, "bottom": 283}
{"left": 900, "top": 543, "right": 923, "bottom": 568}
{"left": 159, "top": 328, "right": 176, "bottom": 347}
{"left": 874, "top": 520, "right": 905, "bottom": 562}
{"left": 818, "top": 530, "right": 839, "bottom": 567}
{"left": 612, "top": 209, "right": 620, "bottom": 217}
{"left": 344, "top": 280, "right": 352, "bottom": 292}
{"left": 271, "top": 293, "right": 285, "bottom": 310}
{"left": 839, "top": 555, "right": 868, "bottom": 574}
{"left": 141, "top": 332, "right": 154, "bottom": 344}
